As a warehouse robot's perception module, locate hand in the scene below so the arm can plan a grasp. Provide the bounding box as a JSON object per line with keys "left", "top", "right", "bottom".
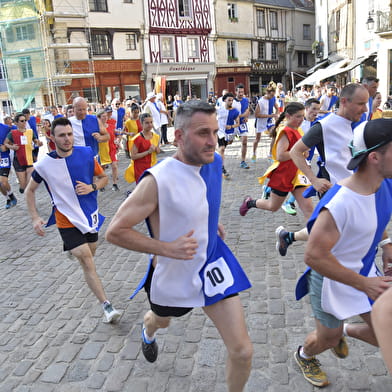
{"left": 36, "top": 140, "right": 43, "bottom": 147}
{"left": 0, "top": 144, "right": 5, "bottom": 152}
{"left": 382, "top": 244, "right": 392, "bottom": 276}
{"left": 167, "top": 230, "right": 198, "bottom": 260}
{"left": 149, "top": 145, "right": 156, "bottom": 153}
{"left": 33, "top": 217, "right": 46, "bottom": 236}
{"left": 75, "top": 180, "right": 94, "bottom": 195}
{"left": 312, "top": 178, "right": 332, "bottom": 193}
{"left": 13, "top": 145, "right": 20, "bottom": 151}
{"left": 362, "top": 276, "right": 392, "bottom": 301}
{"left": 92, "top": 132, "right": 100, "bottom": 140}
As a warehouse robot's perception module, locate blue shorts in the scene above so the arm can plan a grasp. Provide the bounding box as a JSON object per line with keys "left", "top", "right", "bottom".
{"left": 307, "top": 270, "right": 343, "bottom": 329}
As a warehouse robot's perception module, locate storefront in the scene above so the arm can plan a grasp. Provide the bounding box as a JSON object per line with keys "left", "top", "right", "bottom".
{"left": 146, "top": 63, "right": 215, "bottom": 101}
{"left": 214, "top": 66, "right": 251, "bottom": 96}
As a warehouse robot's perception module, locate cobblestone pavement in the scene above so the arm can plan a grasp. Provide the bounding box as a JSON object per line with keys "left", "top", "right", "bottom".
{"left": 0, "top": 125, "right": 391, "bottom": 392}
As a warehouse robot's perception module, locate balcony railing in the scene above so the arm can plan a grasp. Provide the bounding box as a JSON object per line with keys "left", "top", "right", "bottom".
{"left": 376, "top": 10, "right": 392, "bottom": 33}
{"left": 251, "top": 58, "right": 286, "bottom": 73}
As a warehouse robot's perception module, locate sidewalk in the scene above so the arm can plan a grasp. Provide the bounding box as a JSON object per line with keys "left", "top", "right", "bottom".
{"left": 0, "top": 125, "right": 390, "bottom": 391}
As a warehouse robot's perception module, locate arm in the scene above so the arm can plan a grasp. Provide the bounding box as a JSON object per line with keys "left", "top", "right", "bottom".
{"left": 75, "top": 161, "right": 108, "bottom": 195}
{"left": 4, "top": 135, "right": 19, "bottom": 151}
{"left": 25, "top": 178, "right": 46, "bottom": 236}
{"left": 380, "top": 231, "right": 392, "bottom": 276}
{"left": 131, "top": 139, "right": 155, "bottom": 160}
{"left": 105, "top": 174, "right": 198, "bottom": 259}
{"left": 290, "top": 130, "right": 331, "bottom": 193}
{"left": 276, "top": 133, "right": 290, "bottom": 162}
{"left": 305, "top": 209, "right": 392, "bottom": 301}
{"left": 92, "top": 121, "right": 110, "bottom": 143}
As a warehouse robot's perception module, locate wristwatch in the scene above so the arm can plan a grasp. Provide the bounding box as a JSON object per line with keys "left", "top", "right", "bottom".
{"left": 91, "top": 183, "right": 97, "bottom": 191}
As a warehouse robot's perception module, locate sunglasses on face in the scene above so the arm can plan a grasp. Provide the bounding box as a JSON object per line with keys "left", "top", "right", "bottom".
{"left": 19, "top": 119, "right": 26, "bottom": 122}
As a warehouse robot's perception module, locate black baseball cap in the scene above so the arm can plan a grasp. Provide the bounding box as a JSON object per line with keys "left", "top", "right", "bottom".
{"left": 347, "top": 119, "right": 392, "bottom": 170}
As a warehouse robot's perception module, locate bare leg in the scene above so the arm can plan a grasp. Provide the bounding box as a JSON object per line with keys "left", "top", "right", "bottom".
{"left": 111, "top": 161, "right": 119, "bottom": 184}
{"left": 347, "top": 312, "right": 378, "bottom": 346}
{"left": 292, "top": 187, "right": 314, "bottom": 220}
{"left": 15, "top": 171, "right": 27, "bottom": 191}
{"left": 253, "top": 133, "right": 261, "bottom": 156}
{"left": 203, "top": 296, "right": 253, "bottom": 392}
{"left": 241, "top": 136, "right": 247, "bottom": 161}
{"left": 70, "top": 242, "right": 107, "bottom": 303}
{"left": 143, "top": 310, "right": 171, "bottom": 338}
{"left": 303, "top": 318, "right": 343, "bottom": 357}
{"left": 255, "top": 192, "right": 286, "bottom": 212}
{"left": 294, "top": 227, "right": 309, "bottom": 241}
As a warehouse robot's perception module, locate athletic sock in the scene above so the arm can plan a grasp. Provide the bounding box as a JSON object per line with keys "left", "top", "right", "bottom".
{"left": 142, "top": 324, "right": 155, "bottom": 343}
{"left": 247, "top": 199, "right": 257, "bottom": 209}
{"left": 102, "top": 300, "right": 111, "bottom": 309}
{"left": 343, "top": 323, "right": 349, "bottom": 337}
{"left": 288, "top": 232, "right": 295, "bottom": 244}
{"left": 299, "top": 346, "right": 312, "bottom": 360}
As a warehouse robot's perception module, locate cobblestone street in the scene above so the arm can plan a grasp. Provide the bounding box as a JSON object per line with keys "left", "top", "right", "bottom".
{"left": 0, "top": 126, "right": 391, "bottom": 392}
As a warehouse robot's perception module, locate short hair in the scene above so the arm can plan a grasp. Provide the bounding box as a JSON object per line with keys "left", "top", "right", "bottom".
{"left": 362, "top": 76, "right": 379, "bottom": 85}
{"left": 140, "top": 113, "right": 152, "bottom": 124}
{"left": 174, "top": 100, "right": 215, "bottom": 131}
{"left": 304, "top": 98, "right": 320, "bottom": 107}
{"left": 340, "top": 83, "right": 367, "bottom": 101}
{"left": 235, "top": 84, "right": 245, "bottom": 90}
{"left": 222, "top": 92, "right": 235, "bottom": 101}
{"left": 21, "top": 108, "right": 30, "bottom": 115}
{"left": 51, "top": 117, "right": 72, "bottom": 135}
{"left": 66, "top": 104, "right": 73, "bottom": 112}
{"left": 3, "top": 116, "right": 12, "bottom": 123}
{"left": 14, "top": 112, "right": 25, "bottom": 123}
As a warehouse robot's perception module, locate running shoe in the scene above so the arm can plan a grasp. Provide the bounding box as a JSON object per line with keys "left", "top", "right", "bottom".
{"left": 222, "top": 167, "right": 230, "bottom": 179}
{"left": 281, "top": 203, "right": 297, "bottom": 216}
{"left": 239, "top": 196, "right": 252, "bottom": 216}
{"left": 251, "top": 155, "right": 256, "bottom": 163}
{"left": 330, "top": 337, "right": 349, "bottom": 359}
{"left": 111, "top": 184, "right": 119, "bottom": 191}
{"left": 275, "top": 226, "right": 292, "bottom": 257}
{"left": 103, "top": 302, "right": 121, "bottom": 323}
{"left": 240, "top": 161, "right": 250, "bottom": 169}
{"left": 294, "top": 347, "right": 329, "bottom": 387}
{"left": 10, "top": 196, "right": 17, "bottom": 207}
{"left": 5, "top": 199, "right": 11, "bottom": 209}
{"left": 141, "top": 325, "right": 158, "bottom": 363}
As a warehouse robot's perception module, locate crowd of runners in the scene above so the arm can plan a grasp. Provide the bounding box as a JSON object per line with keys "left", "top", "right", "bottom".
{"left": 1, "top": 76, "right": 392, "bottom": 390}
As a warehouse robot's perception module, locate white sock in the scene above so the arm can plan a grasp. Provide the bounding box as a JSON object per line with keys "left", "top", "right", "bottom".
{"left": 343, "top": 323, "right": 349, "bottom": 337}
{"left": 299, "top": 346, "right": 312, "bottom": 360}
{"left": 143, "top": 324, "right": 155, "bottom": 342}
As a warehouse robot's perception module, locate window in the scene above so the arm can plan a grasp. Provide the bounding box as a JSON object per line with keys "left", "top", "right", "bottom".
{"left": 227, "top": 40, "right": 237, "bottom": 60}
{"left": 0, "top": 61, "right": 5, "bottom": 80}
{"left": 303, "top": 24, "right": 311, "bottom": 40}
{"left": 270, "top": 11, "right": 278, "bottom": 30}
{"left": 187, "top": 38, "right": 199, "bottom": 58}
{"left": 16, "top": 24, "right": 35, "bottom": 41}
{"left": 335, "top": 10, "right": 340, "bottom": 41}
{"left": 161, "top": 37, "right": 174, "bottom": 58}
{"left": 271, "top": 43, "right": 278, "bottom": 60}
{"left": 89, "top": 0, "right": 108, "bottom": 12}
{"left": 257, "top": 10, "right": 265, "bottom": 28}
{"left": 123, "top": 0, "right": 133, "bottom": 2}
{"left": 19, "top": 56, "right": 33, "bottom": 78}
{"left": 126, "top": 33, "right": 136, "bottom": 50}
{"left": 83, "top": 87, "right": 100, "bottom": 103}
{"left": 91, "top": 33, "right": 110, "bottom": 55}
{"left": 227, "top": 3, "right": 237, "bottom": 19}
{"left": 258, "top": 42, "right": 265, "bottom": 59}
{"left": 178, "top": 0, "right": 191, "bottom": 17}
{"left": 298, "top": 51, "right": 308, "bottom": 67}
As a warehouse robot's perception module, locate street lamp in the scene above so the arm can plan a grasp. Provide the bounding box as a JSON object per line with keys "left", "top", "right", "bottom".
{"left": 366, "top": 12, "right": 375, "bottom": 31}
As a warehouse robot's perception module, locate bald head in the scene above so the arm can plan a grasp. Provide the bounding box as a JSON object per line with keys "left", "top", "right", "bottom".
{"left": 73, "top": 97, "right": 88, "bottom": 120}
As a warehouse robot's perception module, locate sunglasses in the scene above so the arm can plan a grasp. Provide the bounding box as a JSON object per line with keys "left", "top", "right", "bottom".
{"left": 18, "top": 119, "right": 26, "bottom": 122}
{"left": 115, "top": 103, "right": 121, "bottom": 106}
{"left": 348, "top": 140, "right": 387, "bottom": 158}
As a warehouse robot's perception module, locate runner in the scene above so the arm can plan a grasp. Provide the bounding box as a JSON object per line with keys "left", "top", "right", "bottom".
{"left": 106, "top": 100, "right": 253, "bottom": 392}
{"left": 25, "top": 117, "right": 121, "bottom": 323}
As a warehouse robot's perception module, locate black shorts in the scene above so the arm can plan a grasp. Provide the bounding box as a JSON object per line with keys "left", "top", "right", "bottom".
{"left": 144, "top": 264, "right": 238, "bottom": 318}
{"left": 58, "top": 227, "right": 98, "bottom": 251}
{"left": 218, "top": 136, "right": 228, "bottom": 147}
{"left": 13, "top": 157, "right": 33, "bottom": 172}
{"left": 271, "top": 185, "right": 306, "bottom": 198}
{"left": 0, "top": 168, "right": 10, "bottom": 177}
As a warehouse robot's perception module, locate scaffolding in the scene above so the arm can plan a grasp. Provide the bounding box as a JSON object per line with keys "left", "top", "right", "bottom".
{"left": 0, "top": 0, "right": 96, "bottom": 111}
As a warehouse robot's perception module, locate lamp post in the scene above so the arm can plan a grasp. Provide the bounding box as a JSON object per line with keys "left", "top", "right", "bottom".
{"left": 366, "top": 12, "right": 375, "bottom": 31}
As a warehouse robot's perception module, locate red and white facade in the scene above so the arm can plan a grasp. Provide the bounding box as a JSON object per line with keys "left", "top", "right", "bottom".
{"left": 143, "top": 0, "right": 215, "bottom": 100}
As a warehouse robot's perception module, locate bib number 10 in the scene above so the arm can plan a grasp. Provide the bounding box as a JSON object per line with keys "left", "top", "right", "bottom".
{"left": 203, "top": 257, "right": 234, "bottom": 297}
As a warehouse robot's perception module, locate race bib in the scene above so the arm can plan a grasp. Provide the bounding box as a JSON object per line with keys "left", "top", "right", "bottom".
{"left": 240, "top": 123, "right": 247, "bottom": 131}
{"left": 20, "top": 135, "right": 28, "bottom": 145}
{"left": 297, "top": 174, "right": 310, "bottom": 186}
{"left": 0, "top": 157, "right": 9, "bottom": 167}
{"left": 91, "top": 210, "right": 99, "bottom": 229}
{"left": 203, "top": 257, "right": 234, "bottom": 297}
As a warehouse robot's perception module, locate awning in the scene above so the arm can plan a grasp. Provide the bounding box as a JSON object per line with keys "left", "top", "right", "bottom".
{"left": 306, "top": 59, "right": 329, "bottom": 75}
{"left": 297, "top": 58, "right": 349, "bottom": 87}
{"left": 335, "top": 54, "right": 374, "bottom": 74}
